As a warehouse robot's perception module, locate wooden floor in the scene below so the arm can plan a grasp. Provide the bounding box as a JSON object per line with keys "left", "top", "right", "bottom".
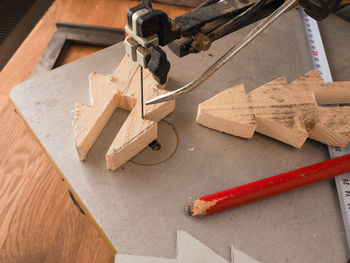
{"left": 0, "top": 1, "right": 190, "bottom": 262}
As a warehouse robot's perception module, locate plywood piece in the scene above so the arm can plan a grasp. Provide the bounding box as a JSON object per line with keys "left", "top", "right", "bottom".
{"left": 115, "top": 230, "right": 263, "bottom": 263}
{"left": 308, "top": 106, "right": 350, "bottom": 147}
{"left": 115, "top": 230, "right": 229, "bottom": 263}
{"left": 196, "top": 85, "right": 256, "bottom": 138}
{"left": 313, "top": 82, "right": 350, "bottom": 105}
{"left": 231, "top": 247, "right": 261, "bottom": 263}
{"left": 74, "top": 55, "right": 175, "bottom": 170}
{"left": 176, "top": 231, "right": 228, "bottom": 263}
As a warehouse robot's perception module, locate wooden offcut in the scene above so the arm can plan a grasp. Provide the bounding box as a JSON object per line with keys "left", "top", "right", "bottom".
{"left": 196, "top": 70, "right": 350, "bottom": 148}
{"left": 74, "top": 55, "right": 175, "bottom": 170}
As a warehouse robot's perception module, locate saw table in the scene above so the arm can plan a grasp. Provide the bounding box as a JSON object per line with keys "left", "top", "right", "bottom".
{"left": 10, "top": 10, "right": 350, "bottom": 262}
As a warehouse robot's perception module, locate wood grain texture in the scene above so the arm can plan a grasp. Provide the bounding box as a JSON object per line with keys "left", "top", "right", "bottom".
{"left": 251, "top": 76, "right": 317, "bottom": 148}
{"left": 196, "top": 84, "right": 256, "bottom": 138}
{"left": 56, "top": 0, "right": 191, "bottom": 30}
{"left": 0, "top": 0, "right": 190, "bottom": 262}
{"left": 0, "top": 95, "right": 114, "bottom": 263}
{"left": 74, "top": 55, "right": 175, "bottom": 170}
{"left": 197, "top": 73, "right": 318, "bottom": 148}
{"left": 55, "top": 43, "right": 103, "bottom": 67}
{"left": 196, "top": 70, "right": 350, "bottom": 148}
{"left": 308, "top": 106, "right": 350, "bottom": 147}
{"left": 313, "top": 82, "right": 350, "bottom": 105}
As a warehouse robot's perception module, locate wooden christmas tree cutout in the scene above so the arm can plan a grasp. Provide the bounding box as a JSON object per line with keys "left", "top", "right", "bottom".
{"left": 197, "top": 70, "right": 350, "bottom": 148}
{"left": 74, "top": 55, "right": 175, "bottom": 170}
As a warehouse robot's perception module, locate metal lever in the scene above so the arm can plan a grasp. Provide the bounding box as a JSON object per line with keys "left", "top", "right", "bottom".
{"left": 145, "top": 0, "right": 297, "bottom": 105}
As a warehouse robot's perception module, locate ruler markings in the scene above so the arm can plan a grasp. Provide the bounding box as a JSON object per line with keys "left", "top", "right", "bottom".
{"left": 300, "top": 8, "right": 350, "bottom": 257}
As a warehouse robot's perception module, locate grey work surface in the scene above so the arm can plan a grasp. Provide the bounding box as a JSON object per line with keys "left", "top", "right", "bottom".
{"left": 10, "top": 10, "right": 350, "bottom": 262}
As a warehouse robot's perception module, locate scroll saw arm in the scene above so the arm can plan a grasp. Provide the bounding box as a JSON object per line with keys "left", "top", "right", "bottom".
{"left": 123, "top": 0, "right": 346, "bottom": 104}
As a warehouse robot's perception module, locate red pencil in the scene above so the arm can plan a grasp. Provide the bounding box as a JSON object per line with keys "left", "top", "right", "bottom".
{"left": 187, "top": 153, "right": 350, "bottom": 217}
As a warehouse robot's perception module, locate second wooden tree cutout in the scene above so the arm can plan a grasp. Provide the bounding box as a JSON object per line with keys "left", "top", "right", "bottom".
{"left": 74, "top": 55, "right": 175, "bottom": 171}
{"left": 197, "top": 70, "right": 350, "bottom": 148}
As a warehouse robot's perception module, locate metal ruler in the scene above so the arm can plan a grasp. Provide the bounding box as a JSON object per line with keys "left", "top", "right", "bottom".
{"left": 300, "top": 9, "right": 350, "bottom": 257}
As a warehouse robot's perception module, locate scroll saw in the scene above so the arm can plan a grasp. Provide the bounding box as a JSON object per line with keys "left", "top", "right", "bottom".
{"left": 124, "top": 0, "right": 347, "bottom": 109}
{"left": 9, "top": 7, "right": 350, "bottom": 262}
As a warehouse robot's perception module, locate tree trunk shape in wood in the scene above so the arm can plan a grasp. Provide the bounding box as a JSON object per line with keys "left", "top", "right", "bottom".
{"left": 196, "top": 70, "right": 350, "bottom": 148}
{"left": 73, "top": 55, "right": 175, "bottom": 171}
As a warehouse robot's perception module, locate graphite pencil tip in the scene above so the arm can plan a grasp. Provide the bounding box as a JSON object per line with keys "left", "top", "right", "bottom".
{"left": 185, "top": 204, "right": 194, "bottom": 216}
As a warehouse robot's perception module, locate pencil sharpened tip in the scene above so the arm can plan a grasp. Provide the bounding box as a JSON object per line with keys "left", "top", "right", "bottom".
{"left": 186, "top": 204, "right": 194, "bottom": 216}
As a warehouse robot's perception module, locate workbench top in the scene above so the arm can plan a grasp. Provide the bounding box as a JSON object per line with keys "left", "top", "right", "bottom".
{"left": 10, "top": 9, "right": 350, "bottom": 262}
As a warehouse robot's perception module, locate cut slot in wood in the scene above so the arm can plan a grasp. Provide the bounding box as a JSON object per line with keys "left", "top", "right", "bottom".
{"left": 73, "top": 55, "right": 175, "bottom": 171}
